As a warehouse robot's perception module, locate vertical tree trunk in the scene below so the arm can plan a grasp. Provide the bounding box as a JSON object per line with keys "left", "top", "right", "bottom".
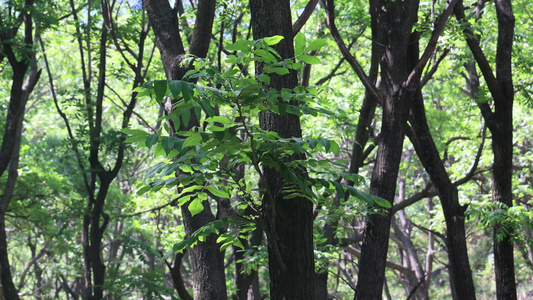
{"left": 405, "top": 25, "right": 477, "bottom": 298}
{"left": 492, "top": 1, "right": 516, "bottom": 298}
{"left": 454, "top": 0, "right": 516, "bottom": 298}
{"left": 144, "top": 1, "right": 228, "bottom": 299}
{"left": 353, "top": 0, "right": 419, "bottom": 297}
{"left": 249, "top": 0, "right": 315, "bottom": 298}
{"left": 407, "top": 89, "right": 477, "bottom": 299}
{"left": 0, "top": 7, "right": 40, "bottom": 298}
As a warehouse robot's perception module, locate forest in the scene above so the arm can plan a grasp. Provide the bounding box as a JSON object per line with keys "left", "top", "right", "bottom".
{"left": 0, "top": 0, "right": 532, "bottom": 299}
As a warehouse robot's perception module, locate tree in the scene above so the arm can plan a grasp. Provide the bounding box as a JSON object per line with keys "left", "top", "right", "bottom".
{"left": 0, "top": 0, "right": 41, "bottom": 298}
{"left": 143, "top": 1, "right": 228, "bottom": 299}
{"left": 322, "top": 0, "right": 460, "bottom": 297}
{"left": 454, "top": 0, "right": 517, "bottom": 298}
{"left": 249, "top": 0, "right": 315, "bottom": 298}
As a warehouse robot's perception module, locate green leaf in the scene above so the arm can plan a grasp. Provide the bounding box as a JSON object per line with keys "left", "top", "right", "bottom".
{"left": 181, "top": 108, "right": 191, "bottom": 127}
{"left": 161, "top": 136, "right": 175, "bottom": 154}
{"left": 226, "top": 40, "right": 253, "bottom": 52}
{"left": 330, "top": 140, "right": 340, "bottom": 154}
{"left": 298, "top": 54, "right": 321, "bottom": 65}
{"left": 183, "top": 133, "right": 203, "bottom": 148}
{"left": 200, "top": 98, "right": 216, "bottom": 117}
{"left": 373, "top": 196, "right": 392, "bottom": 208}
{"left": 294, "top": 32, "right": 306, "bottom": 56}
{"left": 307, "top": 38, "right": 326, "bottom": 51}
{"left": 258, "top": 74, "right": 271, "bottom": 84}
{"left": 206, "top": 185, "right": 230, "bottom": 199}
{"left": 136, "top": 185, "right": 152, "bottom": 196}
{"left": 318, "top": 137, "right": 331, "bottom": 152}
{"left": 331, "top": 181, "right": 345, "bottom": 197}
{"left": 145, "top": 134, "right": 159, "bottom": 149}
{"left": 267, "top": 67, "right": 290, "bottom": 75}
{"left": 125, "top": 135, "right": 147, "bottom": 143}
{"left": 168, "top": 80, "right": 182, "bottom": 99}
{"left": 153, "top": 80, "right": 168, "bottom": 103}
{"left": 182, "top": 82, "right": 194, "bottom": 101}
{"left": 188, "top": 198, "right": 204, "bottom": 216}
{"left": 121, "top": 128, "right": 148, "bottom": 136}
{"left": 205, "top": 116, "right": 232, "bottom": 125}
{"left": 263, "top": 35, "right": 284, "bottom": 46}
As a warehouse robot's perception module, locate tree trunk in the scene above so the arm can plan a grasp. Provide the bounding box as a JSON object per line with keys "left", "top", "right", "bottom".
{"left": 249, "top": 0, "right": 315, "bottom": 298}
{"left": 353, "top": 1, "right": 418, "bottom": 298}
{"left": 144, "top": 1, "right": 228, "bottom": 299}
{"left": 454, "top": 0, "right": 516, "bottom": 298}
{"left": 407, "top": 90, "right": 477, "bottom": 299}
{"left": 0, "top": 8, "right": 40, "bottom": 298}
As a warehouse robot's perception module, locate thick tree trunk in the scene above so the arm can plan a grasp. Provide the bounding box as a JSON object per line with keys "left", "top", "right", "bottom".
{"left": 454, "top": 0, "right": 516, "bottom": 298}
{"left": 353, "top": 1, "right": 418, "bottom": 298}
{"left": 144, "top": 1, "right": 227, "bottom": 299}
{"left": 249, "top": 0, "right": 315, "bottom": 298}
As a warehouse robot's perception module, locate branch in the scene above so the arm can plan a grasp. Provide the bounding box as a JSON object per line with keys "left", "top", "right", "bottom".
{"left": 453, "top": 0, "right": 504, "bottom": 104}
{"left": 406, "top": 0, "right": 459, "bottom": 90}
{"left": 421, "top": 47, "right": 450, "bottom": 87}
{"left": 17, "top": 240, "right": 50, "bottom": 290}
{"left": 293, "top": 0, "right": 320, "bottom": 35}
{"left": 324, "top": 0, "right": 381, "bottom": 104}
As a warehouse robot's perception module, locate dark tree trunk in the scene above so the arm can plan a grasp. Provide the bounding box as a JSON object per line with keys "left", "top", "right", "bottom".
{"left": 144, "top": 1, "right": 227, "bottom": 299}
{"left": 353, "top": 0, "right": 419, "bottom": 298}
{"left": 404, "top": 22, "right": 477, "bottom": 298}
{"left": 492, "top": 1, "right": 516, "bottom": 298}
{"left": 249, "top": 0, "right": 315, "bottom": 298}
{"left": 169, "top": 252, "right": 193, "bottom": 300}
{"left": 454, "top": 0, "right": 516, "bottom": 298}
{"left": 352, "top": 0, "right": 459, "bottom": 296}
{"left": 407, "top": 89, "right": 477, "bottom": 299}
{"left": 0, "top": 6, "right": 40, "bottom": 298}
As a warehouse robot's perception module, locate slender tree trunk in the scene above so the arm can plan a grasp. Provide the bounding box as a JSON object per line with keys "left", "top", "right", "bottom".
{"left": 0, "top": 8, "right": 40, "bottom": 298}
{"left": 407, "top": 90, "right": 477, "bottom": 299}
{"left": 249, "top": 0, "right": 315, "bottom": 298}
{"left": 492, "top": 1, "right": 516, "bottom": 298}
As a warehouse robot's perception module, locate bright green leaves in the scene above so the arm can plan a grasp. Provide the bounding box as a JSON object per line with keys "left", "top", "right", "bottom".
{"left": 263, "top": 35, "right": 284, "bottom": 46}
{"left": 123, "top": 35, "right": 377, "bottom": 257}
{"left": 294, "top": 32, "right": 326, "bottom": 64}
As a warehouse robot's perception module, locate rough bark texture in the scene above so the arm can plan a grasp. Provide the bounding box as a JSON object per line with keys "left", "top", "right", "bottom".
{"left": 144, "top": 1, "right": 227, "bottom": 299}
{"left": 454, "top": 0, "right": 516, "bottom": 298}
{"left": 353, "top": 0, "right": 418, "bottom": 298}
{"left": 249, "top": 0, "right": 315, "bottom": 298}
{"left": 492, "top": 1, "right": 516, "bottom": 298}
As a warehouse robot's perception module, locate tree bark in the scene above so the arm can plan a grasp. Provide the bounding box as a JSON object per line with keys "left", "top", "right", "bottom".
{"left": 144, "top": 1, "right": 227, "bottom": 299}
{"left": 454, "top": 0, "right": 516, "bottom": 298}
{"left": 0, "top": 5, "right": 40, "bottom": 298}
{"left": 249, "top": 0, "right": 315, "bottom": 298}
{"left": 407, "top": 90, "right": 477, "bottom": 299}
{"left": 353, "top": 0, "right": 419, "bottom": 297}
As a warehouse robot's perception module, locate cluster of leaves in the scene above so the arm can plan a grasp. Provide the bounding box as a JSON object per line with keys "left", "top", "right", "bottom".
{"left": 123, "top": 35, "right": 389, "bottom": 256}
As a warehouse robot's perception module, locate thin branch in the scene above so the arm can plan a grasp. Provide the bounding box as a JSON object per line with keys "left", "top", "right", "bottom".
{"left": 293, "top": 0, "right": 320, "bottom": 35}
{"left": 406, "top": 0, "right": 459, "bottom": 90}
{"left": 324, "top": 0, "right": 381, "bottom": 104}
